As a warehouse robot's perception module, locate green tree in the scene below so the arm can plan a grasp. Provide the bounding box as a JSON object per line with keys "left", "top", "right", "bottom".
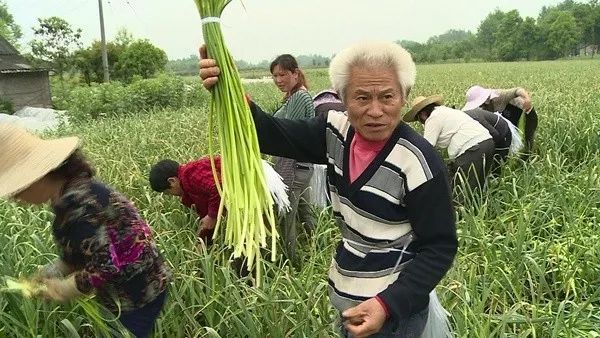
{"left": 114, "top": 27, "right": 133, "bottom": 47}
{"left": 74, "top": 41, "right": 126, "bottom": 85}
{"left": 590, "top": 0, "right": 600, "bottom": 56}
{"left": 571, "top": 2, "right": 595, "bottom": 51}
{"left": 427, "top": 43, "right": 451, "bottom": 61}
{"left": 551, "top": 0, "right": 595, "bottom": 54}
{"left": 452, "top": 36, "right": 478, "bottom": 61}
{"left": 495, "top": 10, "right": 525, "bottom": 61}
{"left": 398, "top": 40, "right": 423, "bottom": 51}
{"left": 540, "top": 10, "right": 581, "bottom": 58}
{"left": 539, "top": 1, "right": 600, "bottom": 56}
{"left": 74, "top": 28, "right": 138, "bottom": 84}
{"left": 427, "top": 29, "right": 477, "bottom": 61}
{"left": 113, "top": 39, "right": 167, "bottom": 82}
{"left": 168, "top": 55, "right": 202, "bottom": 74}
{"left": 30, "top": 17, "right": 82, "bottom": 81}
{"left": 295, "top": 54, "right": 331, "bottom": 68}
{"left": 520, "top": 17, "right": 543, "bottom": 60}
{"left": 398, "top": 40, "right": 428, "bottom": 62}
{"left": 428, "top": 29, "right": 473, "bottom": 44}
{"left": 0, "top": 1, "right": 22, "bottom": 48}
{"left": 477, "top": 9, "right": 506, "bottom": 60}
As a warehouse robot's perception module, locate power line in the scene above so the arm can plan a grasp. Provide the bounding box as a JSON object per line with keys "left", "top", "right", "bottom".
{"left": 121, "top": 0, "right": 148, "bottom": 36}
{"left": 124, "top": 0, "right": 139, "bottom": 18}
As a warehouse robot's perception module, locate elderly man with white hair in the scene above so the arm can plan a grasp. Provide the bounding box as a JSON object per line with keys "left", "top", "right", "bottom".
{"left": 199, "top": 41, "right": 457, "bottom": 338}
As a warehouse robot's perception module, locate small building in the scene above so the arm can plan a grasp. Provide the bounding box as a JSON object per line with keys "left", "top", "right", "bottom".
{"left": 0, "top": 36, "right": 52, "bottom": 112}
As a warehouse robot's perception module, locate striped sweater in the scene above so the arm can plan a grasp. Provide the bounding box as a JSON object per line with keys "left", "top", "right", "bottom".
{"left": 272, "top": 89, "right": 315, "bottom": 187}
{"left": 274, "top": 89, "right": 315, "bottom": 120}
{"left": 249, "top": 102, "right": 457, "bottom": 320}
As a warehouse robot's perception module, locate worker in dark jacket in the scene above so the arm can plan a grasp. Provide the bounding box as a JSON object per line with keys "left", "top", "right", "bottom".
{"left": 464, "top": 108, "right": 512, "bottom": 175}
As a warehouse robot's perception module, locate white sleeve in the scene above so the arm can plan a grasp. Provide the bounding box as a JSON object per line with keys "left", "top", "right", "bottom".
{"left": 423, "top": 114, "right": 442, "bottom": 147}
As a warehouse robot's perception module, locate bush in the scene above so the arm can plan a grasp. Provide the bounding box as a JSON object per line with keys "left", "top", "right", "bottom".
{"left": 51, "top": 75, "right": 86, "bottom": 110}
{"left": 182, "top": 81, "right": 211, "bottom": 108}
{"left": 63, "top": 81, "right": 130, "bottom": 121}
{"left": 128, "top": 74, "right": 186, "bottom": 110}
{"left": 0, "top": 97, "right": 14, "bottom": 115}
{"left": 59, "top": 74, "right": 209, "bottom": 122}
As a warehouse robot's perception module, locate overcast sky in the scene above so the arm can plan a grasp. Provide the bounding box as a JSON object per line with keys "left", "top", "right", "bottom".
{"left": 8, "top": 0, "right": 563, "bottom": 62}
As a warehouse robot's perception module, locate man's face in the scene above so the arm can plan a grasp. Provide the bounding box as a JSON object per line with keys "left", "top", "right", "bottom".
{"left": 165, "top": 177, "right": 183, "bottom": 196}
{"left": 344, "top": 65, "right": 405, "bottom": 141}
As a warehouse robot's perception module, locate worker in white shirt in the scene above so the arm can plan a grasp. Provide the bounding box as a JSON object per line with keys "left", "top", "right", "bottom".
{"left": 404, "top": 95, "right": 495, "bottom": 194}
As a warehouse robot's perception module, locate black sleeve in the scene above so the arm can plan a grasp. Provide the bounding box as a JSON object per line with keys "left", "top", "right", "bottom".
{"left": 481, "top": 116, "right": 501, "bottom": 144}
{"left": 378, "top": 173, "right": 458, "bottom": 320}
{"left": 466, "top": 110, "right": 500, "bottom": 145}
{"left": 249, "top": 101, "right": 328, "bottom": 164}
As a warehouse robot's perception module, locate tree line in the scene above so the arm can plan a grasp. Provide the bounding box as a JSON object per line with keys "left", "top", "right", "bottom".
{"left": 401, "top": 0, "right": 600, "bottom": 63}
{"left": 169, "top": 0, "right": 600, "bottom": 73}
{"left": 167, "top": 54, "right": 331, "bottom": 75}
{"left": 0, "top": 0, "right": 597, "bottom": 84}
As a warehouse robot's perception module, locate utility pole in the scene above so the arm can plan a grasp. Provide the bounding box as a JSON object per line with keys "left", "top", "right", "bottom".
{"left": 98, "top": 0, "right": 110, "bottom": 82}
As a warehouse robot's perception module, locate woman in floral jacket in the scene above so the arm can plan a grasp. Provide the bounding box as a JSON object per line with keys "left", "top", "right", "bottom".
{"left": 0, "top": 124, "right": 171, "bottom": 338}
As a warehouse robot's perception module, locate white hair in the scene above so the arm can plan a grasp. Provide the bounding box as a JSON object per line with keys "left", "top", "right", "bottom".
{"left": 329, "top": 41, "right": 416, "bottom": 101}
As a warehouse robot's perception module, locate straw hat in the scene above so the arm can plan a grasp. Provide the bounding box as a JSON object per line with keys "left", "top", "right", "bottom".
{"left": 462, "top": 85, "right": 499, "bottom": 111}
{"left": 0, "top": 124, "right": 80, "bottom": 198}
{"left": 403, "top": 95, "right": 444, "bottom": 122}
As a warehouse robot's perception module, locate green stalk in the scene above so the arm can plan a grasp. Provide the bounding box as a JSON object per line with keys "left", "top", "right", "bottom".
{"left": 193, "top": 0, "right": 278, "bottom": 285}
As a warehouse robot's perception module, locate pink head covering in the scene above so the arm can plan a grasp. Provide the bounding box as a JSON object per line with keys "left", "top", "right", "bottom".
{"left": 462, "top": 85, "right": 499, "bottom": 111}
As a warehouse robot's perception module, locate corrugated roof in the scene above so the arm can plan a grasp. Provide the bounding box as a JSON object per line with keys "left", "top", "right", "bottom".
{"left": 0, "top": 36, "right": 20, "bottom": 55}
{"left": 0, "top": 54, "right": 34, "bottom": 71}
{"left": 0, "top": 36, "right": 47, "bottom": 73}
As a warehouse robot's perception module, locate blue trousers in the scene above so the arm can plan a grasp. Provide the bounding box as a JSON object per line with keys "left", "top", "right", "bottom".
{"left": 119, "top": 291, "right": 167, "bottom": 338}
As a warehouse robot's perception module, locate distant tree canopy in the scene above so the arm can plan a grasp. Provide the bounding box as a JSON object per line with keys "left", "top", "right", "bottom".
{"left": 400, "top": 0, "right": 600, "bottom": 63}
{"left": 166, "top": 55, "right": 200, "bottom": 75}
{"left": 74, "top": 29, "right": 168, "bottom": 84}
{"left": 167, "top": 53, "right": 331, "bottom": 76}
{"left": 169, "top": 0, "right": 599, "bottom": 72}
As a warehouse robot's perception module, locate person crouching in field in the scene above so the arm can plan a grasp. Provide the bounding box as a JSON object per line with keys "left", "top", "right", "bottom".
{"left": 149, "top": 156, "right": 221, "bottom": 245}
{"left": 403, "top": 95, "right": 495, "bottom": 194}
{"left": 463, "top": 108, "right": 515, "bottom": 176}
{"left": 149, "top": 156, "right": 289, "bottom": 278}
{"left": 0, "top": 124, "right": 171, "bottom": 338}
{"left": 149, "top": 156, "right": 290, "bottom": 246}
{"left": 463, "top": 85, "right": 538, "bottom": 159}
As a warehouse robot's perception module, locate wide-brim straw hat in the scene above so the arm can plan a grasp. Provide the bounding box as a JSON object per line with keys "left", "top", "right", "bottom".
{"left": 403, "top": 95, "right": 444, "bottom": 122}
{"left": 0, "top": 124, "right": 80, "bottom": 198}
{"left": 462, "top": 85, "right": 499, "bottom": 111}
